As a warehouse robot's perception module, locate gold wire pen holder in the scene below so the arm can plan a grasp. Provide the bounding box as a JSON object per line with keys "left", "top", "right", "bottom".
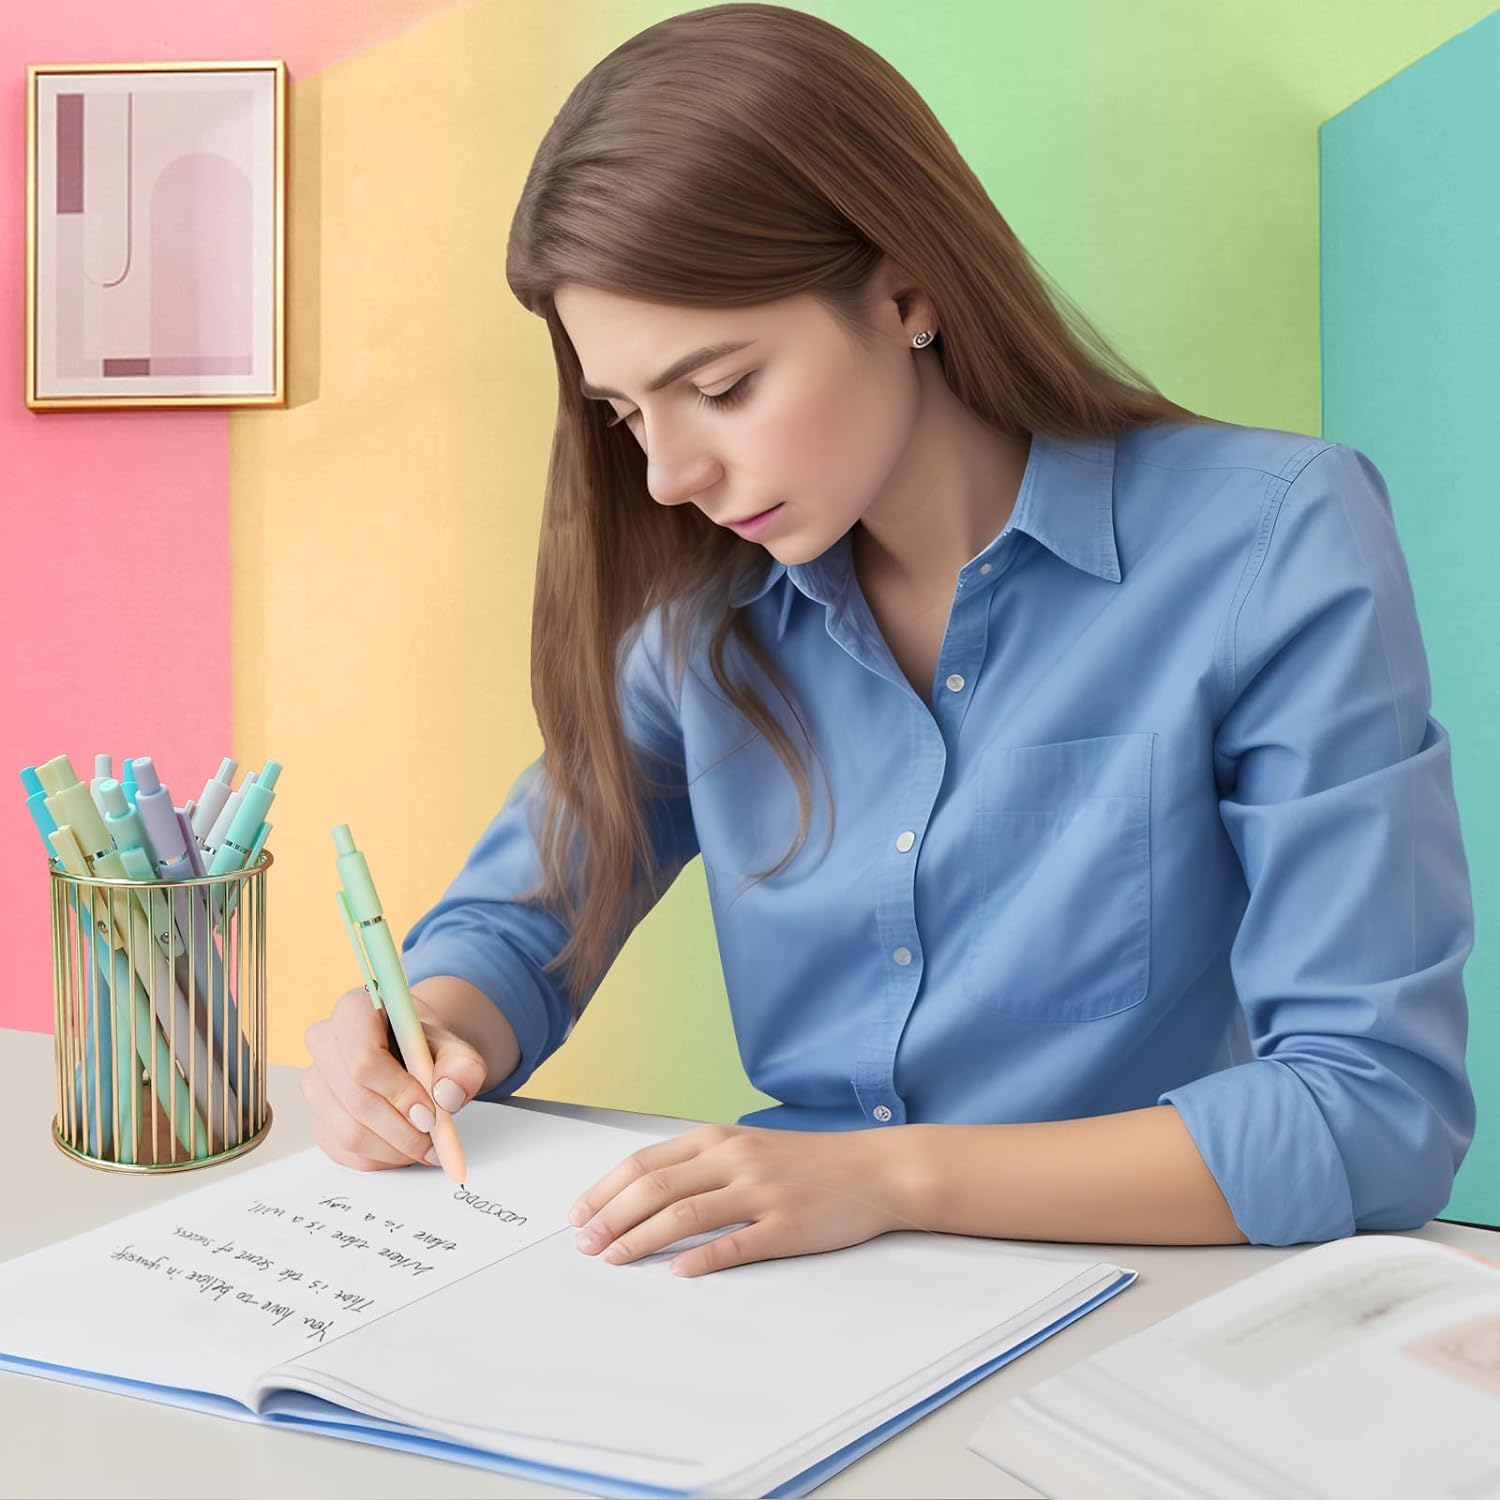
{"left": 49, "top": 851, "right": 273, "bottom": 1172}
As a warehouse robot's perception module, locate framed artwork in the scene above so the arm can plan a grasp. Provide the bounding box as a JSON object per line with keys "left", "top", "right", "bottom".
{"left": 25, "top": 60, "right": 286, "bottom": 411}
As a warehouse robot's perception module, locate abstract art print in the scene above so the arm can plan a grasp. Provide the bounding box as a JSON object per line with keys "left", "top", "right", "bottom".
{"left": 26, "top": 61, "right": 286, "bottom": 410}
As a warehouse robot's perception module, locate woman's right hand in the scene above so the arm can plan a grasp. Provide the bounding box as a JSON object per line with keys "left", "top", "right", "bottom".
{"left": 301, "top": 985, "right": 489, "bottom": 1172}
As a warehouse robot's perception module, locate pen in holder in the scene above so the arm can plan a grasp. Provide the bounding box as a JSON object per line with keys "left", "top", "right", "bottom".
{"left": 48, "top": 852, "right": 274, "bottom": 1172}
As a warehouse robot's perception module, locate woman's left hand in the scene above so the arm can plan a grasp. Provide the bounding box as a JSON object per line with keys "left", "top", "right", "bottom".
{"left": 567, "top": 1122, "right": 926, "bottom": 1278}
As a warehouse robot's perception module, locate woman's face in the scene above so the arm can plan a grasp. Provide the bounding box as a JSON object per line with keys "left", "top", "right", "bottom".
{"left": 555, "top": 278, "right": 926, "bottom": 566}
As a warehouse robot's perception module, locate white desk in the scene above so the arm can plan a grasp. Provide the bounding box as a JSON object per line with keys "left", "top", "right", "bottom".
{"left": 2, "top": 1026, "right": 1494, "bottom": 1498}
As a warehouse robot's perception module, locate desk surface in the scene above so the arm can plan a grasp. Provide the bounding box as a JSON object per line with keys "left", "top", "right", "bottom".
{"left": 2, "top": 1026, "right": 1494, "bottom": 1498}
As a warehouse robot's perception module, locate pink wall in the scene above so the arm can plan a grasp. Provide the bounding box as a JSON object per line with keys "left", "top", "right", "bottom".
{"left": 1, "top": 0, "right": 463, "bottom": 1030}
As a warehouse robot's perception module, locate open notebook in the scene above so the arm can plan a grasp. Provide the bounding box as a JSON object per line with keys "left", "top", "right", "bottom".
{"left": 969, "top": 1231, "right": 1500, "bottom": 1500}
{"left": 0, "top": 1102, "right": 1134, "bottom": 1498}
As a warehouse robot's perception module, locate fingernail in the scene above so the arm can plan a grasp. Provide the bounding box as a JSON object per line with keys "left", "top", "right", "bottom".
{"left": 433, "top": 1078, "right": 464, "bottom": 1113}
{"left": 567, "top": 1203, "right": 588, "bottom": 1226}
{"left": 424, "top": 1147, "right": 439, "bottom": 1166}
{"left": 408, "top": 1103, "right": 435, "bottom": 1132}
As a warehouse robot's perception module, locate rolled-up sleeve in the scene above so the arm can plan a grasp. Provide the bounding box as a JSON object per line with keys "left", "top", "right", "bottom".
{"left": 1160, "top": 442, "right": 1476, "bottom": 1245}
{"left": 401, "top": 606, "right": 699, "bottom": 1101}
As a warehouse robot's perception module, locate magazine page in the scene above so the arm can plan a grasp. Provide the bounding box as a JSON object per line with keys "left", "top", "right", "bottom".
{"left": 971, "top": 1234, "right": 1500, "bottom": 1500}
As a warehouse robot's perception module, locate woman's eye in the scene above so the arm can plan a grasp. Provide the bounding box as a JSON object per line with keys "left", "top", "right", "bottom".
{"left": 605, "top": 372, "right": 756, "bottom": 431}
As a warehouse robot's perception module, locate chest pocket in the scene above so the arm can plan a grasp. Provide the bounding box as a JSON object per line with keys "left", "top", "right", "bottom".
{"left": 963, "top": 732, "right": 1154, "bottom": 1022}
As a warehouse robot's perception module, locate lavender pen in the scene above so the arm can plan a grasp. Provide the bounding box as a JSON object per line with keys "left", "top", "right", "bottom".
{"left": 132, "top": 758, "right": 249, "bottom": 1117}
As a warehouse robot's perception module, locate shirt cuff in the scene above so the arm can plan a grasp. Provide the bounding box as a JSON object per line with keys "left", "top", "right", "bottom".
{"left": 1160, "top": 1058, "right": 1357, "bottom": 1245}
{"left": 402, "top": 935, "right": 561, "bottom": 1102}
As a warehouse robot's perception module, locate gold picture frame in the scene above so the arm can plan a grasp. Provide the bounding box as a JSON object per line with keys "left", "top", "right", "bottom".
{"left": 25, "top": 59, "right": 286, "bottom": 411}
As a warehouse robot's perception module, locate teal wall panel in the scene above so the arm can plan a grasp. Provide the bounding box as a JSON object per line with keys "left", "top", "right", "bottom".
{"left": 1321, "top": 10, "right": 1500, "bottom": 1225}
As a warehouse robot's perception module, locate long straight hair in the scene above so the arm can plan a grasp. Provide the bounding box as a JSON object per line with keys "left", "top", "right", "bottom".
{"left": 504, "top": 2, "right": 1216, "bottom": 1013}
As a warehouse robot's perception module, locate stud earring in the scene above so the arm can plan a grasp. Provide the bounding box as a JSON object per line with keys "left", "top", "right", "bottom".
{"left": 911, "top": 330, "right": 935, "bottom": 348}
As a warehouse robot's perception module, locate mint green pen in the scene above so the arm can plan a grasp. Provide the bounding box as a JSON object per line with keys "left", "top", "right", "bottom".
{"left": 48, "top": 825, "right": 209, "bottom": 1159}
{"left": 333, "top": 825, "right": 466, "bottom": 1185}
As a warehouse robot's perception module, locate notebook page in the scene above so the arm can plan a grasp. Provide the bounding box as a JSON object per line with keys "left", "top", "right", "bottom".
{"left": 0, "top": 1105, "right": 672, "bottom": 1411}
{"left": 268, "top": 1218, "right": 1121, "bottom": 1495}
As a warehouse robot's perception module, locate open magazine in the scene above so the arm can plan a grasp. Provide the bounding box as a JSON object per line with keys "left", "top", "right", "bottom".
{"left": 969, "top": 1231, "right": 1500, "bottom": 1500}
{"left": 0, "top": 1101, "right": 1135, "bottom": 1498}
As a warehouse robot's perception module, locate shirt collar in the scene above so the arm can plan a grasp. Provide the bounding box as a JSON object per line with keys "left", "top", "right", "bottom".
{"left": 727, "top": 428, "right": 1122, "bottom": 610}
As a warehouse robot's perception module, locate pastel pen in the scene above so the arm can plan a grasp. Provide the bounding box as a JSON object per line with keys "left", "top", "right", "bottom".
{"left": 127, "top": 762, "right": 237, "bottom": 1092}
{"left": 131, "top": 758, "right": 248, "bottom": 1105}
{"left": 175, "top": 807, "right": 207, "bottom": 876}
{"left": 22, "top": 765, "right": 66, "bottom": 859}
{"left": 56, "top": 813, "right": 221, "bottom": 1156}
{"left": 47, "top": 824, "right": 209, "bottom": 1162}
{"left": 89, "top": 753, "right": 113, "bottom": 819}
{"left": 190, "top": 758, "right": 238, "bottom": 846}
{"left": 202, "top": 768, "right": 279, "bottom": 1062}
{"left": 101, "top": 762, "right": 223, "bottom": 1146}
{"left": 132, "top": 759, "right": 207, "bottom": 933}
{"left": 207, "top": 760, "right": 281, "bottom": 880}
{"left": 193, "top": 758, "right": 276, "bottom": 1097}
{"left": 223, "top": 819, "right": 272, "bottom": 920}
{"left": 202, "top": 769, "right": 257, "bottom": 863}
{"left": 98, "top": 779, "right": 187, "bottom": 959}
{"left": 100, "top": 785, "right": 240, "bottom": 1144}
{"left": 333, "top": 825, "right": 466, "bottom": 1186}
{"left": 127, "top": 759, "right": 197, "bottom": 882}
{"left": 23, "top": 766, "right": 116, "bottom": 1158}
{"left": 205, "top": 763, "right": 279, "bottom": 1051}
{"left": 36, "top": 756, "right": 138, "bottom": 1151}
{"left": 36, "top": 754, "right": 114, "bottom": 872}
{"left": 168, "top": 801, "right": 239, "bottom": 1114}
{"left": 121, "top": 758, "right": 139, "bottom": 809}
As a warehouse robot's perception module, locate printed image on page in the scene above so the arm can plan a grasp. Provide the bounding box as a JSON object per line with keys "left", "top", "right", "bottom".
{"left": 0, "top": 1106, "right": 673, "bottom": 1413}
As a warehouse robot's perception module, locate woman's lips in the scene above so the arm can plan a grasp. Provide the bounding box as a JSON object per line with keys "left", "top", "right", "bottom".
{"left": 727, "top": 502, "right": 784, "bottom": 534}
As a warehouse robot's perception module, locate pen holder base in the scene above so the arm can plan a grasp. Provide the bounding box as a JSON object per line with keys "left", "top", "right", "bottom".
{"left": 50, "top": 1104, "right": 274, "bottom": 1173}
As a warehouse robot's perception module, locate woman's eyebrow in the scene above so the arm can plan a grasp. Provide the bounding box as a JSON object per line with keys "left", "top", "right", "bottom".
{"left": 580, "top": 340, "right": 755, "bottom": 400}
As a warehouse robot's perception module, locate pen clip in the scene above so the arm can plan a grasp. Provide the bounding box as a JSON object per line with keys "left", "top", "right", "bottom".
{"left": 335, "top": 888, "right": 384, "bottom": 1013}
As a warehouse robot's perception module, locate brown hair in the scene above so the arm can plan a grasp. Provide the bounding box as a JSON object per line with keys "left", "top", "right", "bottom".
{"left": 504, "top": 2, "right": 1215, "bottom": 1014}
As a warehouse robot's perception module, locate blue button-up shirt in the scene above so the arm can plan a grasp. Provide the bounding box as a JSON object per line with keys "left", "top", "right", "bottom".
{"left": 402, "top": 421, "right": 1476, "bottom": 1247}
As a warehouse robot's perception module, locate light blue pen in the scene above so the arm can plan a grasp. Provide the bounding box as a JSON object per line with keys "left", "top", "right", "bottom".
{"left": 22, "top": 766, "right": 117, "bottom": 1158}
{"left": 32, "top": 756, "right": 145, "bottom": 1159}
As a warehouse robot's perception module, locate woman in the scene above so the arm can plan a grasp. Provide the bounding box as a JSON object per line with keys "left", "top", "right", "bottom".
{"left": 302, "top": 3, "right": 1475, "bottom": 1277}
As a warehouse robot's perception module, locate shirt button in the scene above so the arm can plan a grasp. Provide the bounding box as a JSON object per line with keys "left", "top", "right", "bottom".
{"left": 873, "top": 1105, "right": 893, "bottom": 1123}
{"left": 895, "top": 831, "right": 915, "bottom": 852}
{"left": 945, "top": 673, "right": 965, "bottom": 693}
{"left": 893, "top": 946, "right": 912, "bottom": 965}
{"left": 980, "top": 562, "right": 992, "bottom": 574}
